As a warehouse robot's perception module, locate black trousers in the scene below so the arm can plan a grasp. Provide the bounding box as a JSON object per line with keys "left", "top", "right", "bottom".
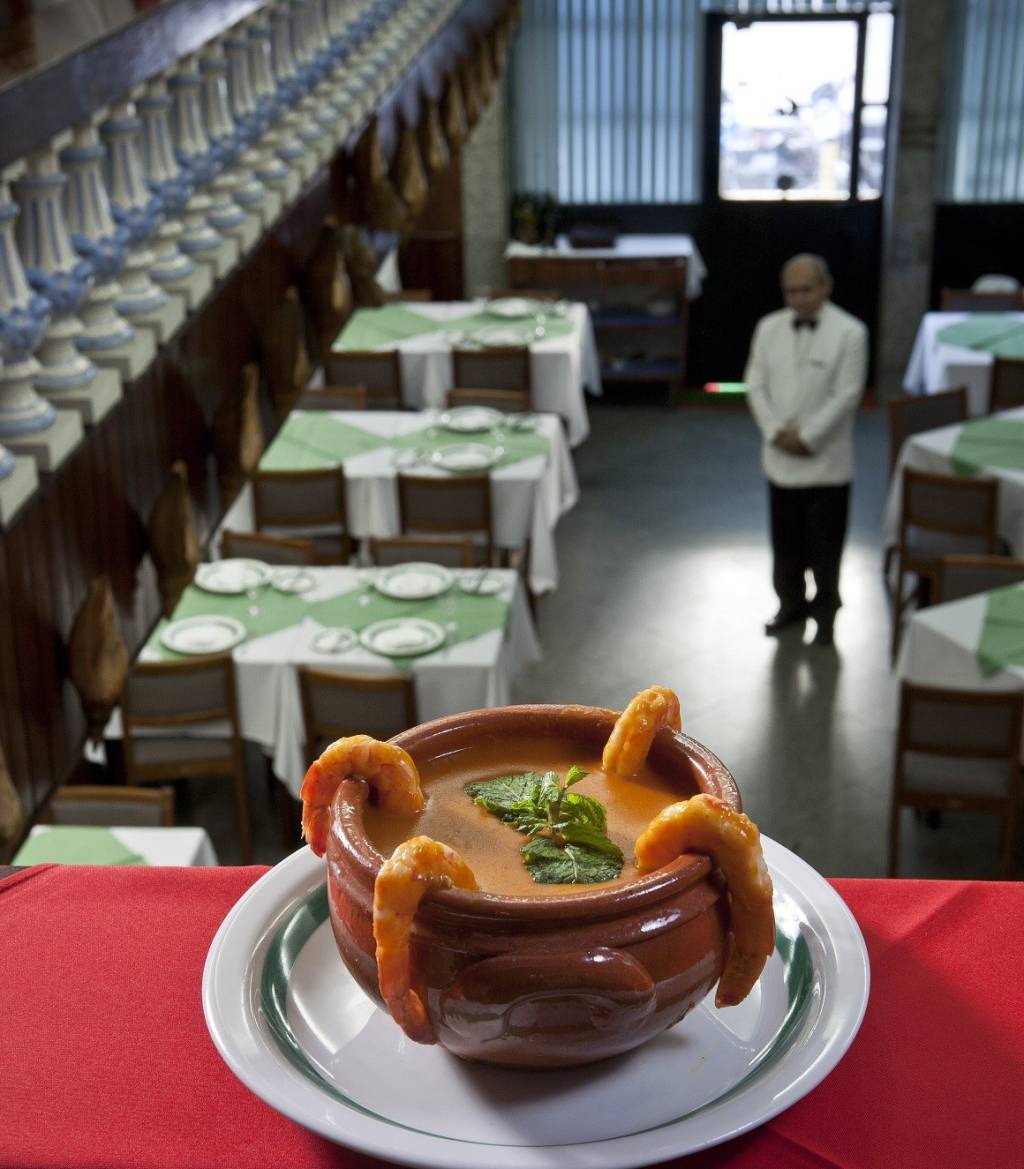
{"left": 768, "top": 481, "right": 850, "bottom": 621}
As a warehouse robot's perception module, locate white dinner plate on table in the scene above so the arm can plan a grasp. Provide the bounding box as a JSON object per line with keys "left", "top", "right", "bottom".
{"left": 459, "top": 570, "right": 503, "bottom": 595}
{"left": 359, "top": 617, "right": 446, "bottom": 657}
{"left": 194, "top": 559, "right": 271, "bottom": 595}
{"left": 430, "top": 443, "right": 502, "bottom": 472}
{"left": 271, "top": 567, "right": 316, "bottom": 594}
{"left": 159, "top": 615, "right": 246, "bottom": 656}
{"left": 486, "top": 297, "right": 543, "bottom": 319}
{"left": 309, "top": 626, "right": 358, "bottom": 655}
{"left": 373, "top": 563, "right": 454, "bottom": 600}
{"left": 203, "top": 838, "right": 869, "bottom": 1169}
{"left": 474, "top": 324, "right": 532, "bottom": 348}
{"left": 439, "top": 406, "right": 504, "bottom": 433}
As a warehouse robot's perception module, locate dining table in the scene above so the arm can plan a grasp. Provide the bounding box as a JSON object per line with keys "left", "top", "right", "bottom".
{"left": 902, "top": 310, "right": 1024, "bottom": 416}
{"left": 217, "top": 409, "right": 579, "bottom": 596}
{"left": 330, "top": 299, "right": 601, "bottom": 447}
{"left": 1, "top": 862, "right": 1019, "bottom": 1169}
{"left": 882, "top": 405, "right": 1024, "bottom": 555}
{"left": 123, "top": 565, "right": 541, "bottom": 799}
{"left": 11, "top": 824, "right": 219, "bottom": 866}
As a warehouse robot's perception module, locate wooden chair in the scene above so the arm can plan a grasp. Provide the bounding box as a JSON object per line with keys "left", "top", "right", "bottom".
{"left": 887, "top": 387, "right": 968, "bottom": 475}
{"left": 891, "top": 467, "right": 1001, "bottom": 661}
{"left": 988, "top": 357, "right": 1024, "bottom": 414}
{"left": 297, "top": 384, "right": 368, "bottom": 411}
{"left": 933, "top": 553, "right": 1024, "bottom": 604}
{"left": 220, "top": 529, "right": 316, "bottom": 566}
{"left": 940, "top": 288, "right": 1023, "bottom": 312}
{"left": 452, "top": 346, "right": 532, "bottom": 403}
{"left": 43, "top": 784, "right": 174, "bottom": 827}
{"left": 323, "top": 350, "right": 404, "bottom": 408}
{"left": 368, "top": 535, "right": 474, "bottom": 568}
{"left": 447, "top": 386, "right": 531, "bottom": 413}
{"left": 298, "top": 668, "right": 418, "bottom": 760}
{"left": 397, "top": 473, "right": 494, "bottom": 565}
{"left": 252, "top": 468, "right": 352, "bottom": 564}
{"left": 888, "top": 681, "right": 1024, "bottom": 878}
{"left": 121, "top": 654, "right": 251, "bottom": 863}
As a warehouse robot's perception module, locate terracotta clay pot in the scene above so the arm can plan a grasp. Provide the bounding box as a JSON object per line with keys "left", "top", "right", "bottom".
{"left": 324, "top": 704, "right": 741, "bottom": 1069}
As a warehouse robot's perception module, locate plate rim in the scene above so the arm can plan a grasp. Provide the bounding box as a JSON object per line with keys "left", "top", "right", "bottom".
{"left": 438, "top": 405, "right": 504, "bottom": 433}
{"left": 309, "top": 625, "right": 358, "bottom": 654}
{"left": 474, "top": 324, "right": 532, "bottom": 347}
{"left": 159, "top": 613, "right": 247, "bottom": 655}
{"left": 358, "top": 616, "right": 447, "bottom": 657}
{"left": 203, "top": 838, "right": 870, "bottom": 1169}
{"left": 194, "top": 558, "right": 271, "bottom": 595}
{"left": 270, "top": 566, "right": 317, "bottom": 593}
{"left": 373, "top": 562, "right": 455, "bottom": 600}
{"left": 429, "top": 442, "right": 501, "bottom": 472}
{"left": 485, "top": 296, "right": 541, "bottom": 318}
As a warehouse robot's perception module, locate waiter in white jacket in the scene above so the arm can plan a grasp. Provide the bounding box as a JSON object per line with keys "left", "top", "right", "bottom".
{"left": 744, "top": 254, "right": 868, "bottom": 647}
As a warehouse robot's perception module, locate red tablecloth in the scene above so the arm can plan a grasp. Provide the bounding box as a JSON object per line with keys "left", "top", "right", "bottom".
{"left": 1, "top": 865, "right": 1021, "bottom": 1169}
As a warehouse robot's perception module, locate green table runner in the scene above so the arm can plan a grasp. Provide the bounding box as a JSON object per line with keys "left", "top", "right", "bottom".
{"left": 259, "top": 411, "right": 550, "bottom": 472}
{"left": 13, "top": 827, "right": 146, "bottom": 866}
{"left": 332, "top": 304, "right": 576, "bottom": 351}
{"left": 950, "top": 417, "right": 1024, "bottom": 474}
{"left": 977, "top": 586, "right": 1024, "bottom": 674}
{"left": 936, "top": 315, "right": 1024, "bottom": 353}
{"left": 150, "top": 577, "right": 510, "bottom": 668}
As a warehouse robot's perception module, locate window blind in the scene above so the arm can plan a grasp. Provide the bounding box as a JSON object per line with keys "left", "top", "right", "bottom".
{"left": 509, "top": 0, "right": 704, "bottom": 204}
{"left": 943, "top": 0, "right": 1024, "bottom": 202}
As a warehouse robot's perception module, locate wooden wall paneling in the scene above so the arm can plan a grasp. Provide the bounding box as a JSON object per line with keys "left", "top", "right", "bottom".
{"left": 0, "top": 541, "right": 32, "bottom": 816}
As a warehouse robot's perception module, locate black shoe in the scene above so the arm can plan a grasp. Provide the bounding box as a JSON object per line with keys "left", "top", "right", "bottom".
{"left": 812, "top": 620, "right": 834, "bottom": 647}
{"left": 765, "top": 609, "right": 807, "bottom": 635}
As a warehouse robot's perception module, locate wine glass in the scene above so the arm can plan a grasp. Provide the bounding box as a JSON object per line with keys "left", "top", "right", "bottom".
{"left": 245, "top": 580, "right": 266, "bottom": 620}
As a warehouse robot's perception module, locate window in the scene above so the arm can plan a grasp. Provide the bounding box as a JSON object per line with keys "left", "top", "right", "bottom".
{"left": 717, "top": 12, "right": 893, "bottom": 201}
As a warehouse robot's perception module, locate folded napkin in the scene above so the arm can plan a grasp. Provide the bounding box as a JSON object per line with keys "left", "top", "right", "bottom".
{"left": 950, "top": 417, "right": 1024, "bottom": 474}
{"left": 13, "top": 826, "right": 145, "bottom": 866}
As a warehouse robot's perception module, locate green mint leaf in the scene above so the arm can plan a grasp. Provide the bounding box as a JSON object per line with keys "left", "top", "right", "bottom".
{"left": 562, "top": 792, "right": 607, "bottom": 831}
{"left": 521, "top": 836, "right": 624, "bottom": 885}
{"left": 564, "top": 764, "right": 589, "bottom": 788}
{"left": 465, "top": 773, "right": 546, "bottom": 822}
{"left": 560, "top": 822, "right": 625, "bottom": 859}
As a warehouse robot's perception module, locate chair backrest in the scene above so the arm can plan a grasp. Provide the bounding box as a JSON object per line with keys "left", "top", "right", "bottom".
{"left": 396, "top": 473, "right": 493, "bottom": 562}
{"left": 221, "top": 529, "right": 316, "bottom": 565}
{"left": 989, "top": 358, "right": 1024, "bottom": 414}
{"left": 452, "top": 346, "right": 531, "bottom": 394}
{"left": 44, "top": 785, "right": 174, "bottom": 827}
{"left": 900, "top": 466, "right": 1000, "bottom": 547}
{"left": 298, "top": 667, "right": 417, "bottom": 758}
{"left": 297, "top": 384, "right": 369, "bottom": 411}
{"left": 888, "top": 388, "right": 968, "bottom": 473}
{"left": 934, "top": 554, "right": 1024, "bottom": 603}
{"left": 897, "top": 681, "right": 1023, "bottom": 767}
{"left": 368, "top": 535, "right": 475, "bottom": 567}
{"left": 446, "top": 386, "right": 531, "bottom": 413}
{"left": 253, "top": 467, "right": 347, "bottom": 530}
{"left": 323, "top": 350, "right": 403, "bottom": 407}
{"left": 940, "top": 287, "right": 1023, "bottom": 312}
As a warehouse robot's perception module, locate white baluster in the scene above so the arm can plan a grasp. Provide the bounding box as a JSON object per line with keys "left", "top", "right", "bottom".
{"left": 247, "top": 17, "right": 314, "bottom": 185}
{"left": 269, "top": 4, "right": 332, "bottom": 168}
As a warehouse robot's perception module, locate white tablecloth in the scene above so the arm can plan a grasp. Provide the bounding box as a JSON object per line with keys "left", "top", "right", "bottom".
{"left": 18, "top": 825, "right": 219, "bottom": 866}
{"left": 902, "top": 312, "right": 1024, "bottom": 416}
{"left": 504, "top": 234, "right": 708, "bottom": 300}
{"left": 881, "top": 406, "right": 1024, "bottom": 554}
{"left": 136, "top": 567, "right": 542, "bottom": 798}
{"left": 332, "top": 300, "right": 600, "bottom": 447}
{"left": 220, "top": 411, "right": 579, "bottom": 595}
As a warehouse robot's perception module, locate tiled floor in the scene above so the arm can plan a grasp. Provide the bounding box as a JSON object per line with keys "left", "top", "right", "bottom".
{"left": 193, "top": 396, "right": 1010, "bottom": 879}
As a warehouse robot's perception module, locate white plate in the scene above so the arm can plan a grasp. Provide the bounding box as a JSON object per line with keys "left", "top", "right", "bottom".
{"left": 486, "top": 297, "right": 543, "bottom": 318}
{"left": 159, "top": 615, "right": 246, "bottom": 656}
{"left": 438, "top": 406, "right": 504, "bottom": 433}
{"left": 359, "top": 617, "right": 446, "bottom": 657}
{"left": 270, "top": 568, "right": 316, "bottom": 594}
{"left": 194, "top": 559, "right": 271, "bottom": 595}
{"left": 203, "top": 838, "right": 868, "bottom": 1169}
{"left": 430, "top": 443, "right": 501, "bottom": 472}
{"left": 474, "top": 324, "right": 532, "bottom": 348}
{"left": 373, "top": 563, "right": 454, "bottom": 600}
{"left": 459, "top": 570, "right": 504, "bottom": 595}
{"left": 310, "top": 626, "right": 358, "bottom": 655}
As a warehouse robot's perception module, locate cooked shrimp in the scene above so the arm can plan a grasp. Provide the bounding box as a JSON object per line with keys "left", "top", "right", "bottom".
{"left": 373, "top": 835, "right": 478, "bottom": 1043}
{"left": 602, "top": 686, "right": 682, "bottom": 779}
{"left": 635, "top": 793, "right": 775, "bottom": 1007}
{"left": 300, "top": 734, "right": 425, "bottom": 857}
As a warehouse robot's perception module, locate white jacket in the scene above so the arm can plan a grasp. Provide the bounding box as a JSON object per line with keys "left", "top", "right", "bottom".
{"left": 744, "top": 300, "right": 868, "bottom": 487}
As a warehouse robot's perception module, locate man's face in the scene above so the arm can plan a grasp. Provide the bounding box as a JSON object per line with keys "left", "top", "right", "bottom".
{"left": 781, "top": 262, "right": 832, "bottom": 320}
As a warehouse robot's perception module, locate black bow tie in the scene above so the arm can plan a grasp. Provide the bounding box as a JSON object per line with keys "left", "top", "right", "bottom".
{"left": 793, "top": 318, "right": 818, "bottom": 331}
